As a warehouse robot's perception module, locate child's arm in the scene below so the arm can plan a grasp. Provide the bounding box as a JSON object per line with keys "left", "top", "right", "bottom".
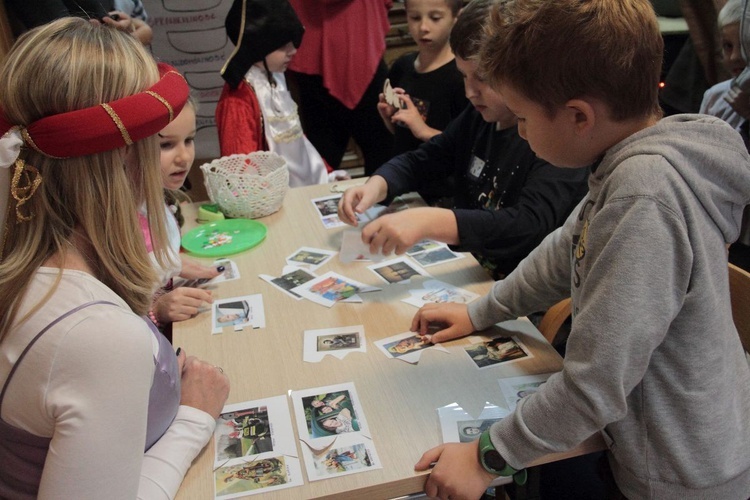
{"left": 215, "top": 84, "right": 265, "bottom": 156}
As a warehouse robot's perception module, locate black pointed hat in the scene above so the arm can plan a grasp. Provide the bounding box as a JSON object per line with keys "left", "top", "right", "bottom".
{"left": 221, "top": 0, "right": 304, "bottom": 89}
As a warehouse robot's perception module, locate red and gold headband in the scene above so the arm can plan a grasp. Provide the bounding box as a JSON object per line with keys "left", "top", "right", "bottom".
{"left": 0, "top": 62, "right": 188, "bottom": 159}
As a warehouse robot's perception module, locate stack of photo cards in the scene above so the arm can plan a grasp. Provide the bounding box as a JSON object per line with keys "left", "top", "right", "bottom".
{"left": 285, "top": 247, "right": 336, "bottom": 271}
{"left": 401, "top": 279, "right": 480, "bottom": 308}
{"left": 497, "top": 373, "right": 555, "bottom": 411}
{"left": 211, "top": 294, "right": 266, "bottom": 334}
{"left": 291, "top": 383, "right": 381, "bottom": 482}
{"left": 374, "top": 331, "right": 449, "bottom": 364}
{"left": 291, "top": 271, "right": 376, "bottom": 308}
{"left": 464, "top": 335, "right": 533, "bottom": 369}
{"left": 213, "top": 395, "right": 303, "bottom": 498}
{"left": 406, "top": 239, "right": 465, "bottom": 268}
{"left": 437, "top": 402, "right": 509, "bottom": 444}
{"left": 367, "top": 256, "right": 430, "bottom": 285}
{"left": 303, "top": 325, "right": 367, "bottom": 362}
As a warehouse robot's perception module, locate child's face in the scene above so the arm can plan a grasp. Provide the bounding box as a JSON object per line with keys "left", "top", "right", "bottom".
{"left": 262, "top": 42, "right": 297, "bottom": 73}
{"left": 405, "top": 0, "right": 457, "bottom": 53}
{"left": 499, "top": 83, "right": 587, "bottom": 168}
{"left": 720, "top": 22, "right": 745, "bottom": 78}
{"left": 158, "top": 104, "right": 196, "bottom": 191}
{"left": 455, "top": 56, "right": 516, "bottom": 125}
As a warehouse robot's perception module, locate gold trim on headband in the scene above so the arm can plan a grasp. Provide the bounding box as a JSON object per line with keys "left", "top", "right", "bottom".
{"left": 100, "top": 103, "right": 133, "bottom": 146}
{"left": 145, "top": 90, "right": 174, "bottom": 122}
{"left": 20, "top": 127, "right": 66, "bottom": 160}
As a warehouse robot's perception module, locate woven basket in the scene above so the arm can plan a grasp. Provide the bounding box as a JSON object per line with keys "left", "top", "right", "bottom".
{"left": 200, "top": 152, "right": 289, "bottom": 219}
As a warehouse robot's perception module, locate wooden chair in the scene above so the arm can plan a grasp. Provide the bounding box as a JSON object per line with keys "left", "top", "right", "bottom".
{"left": 729, "top": 263, "right": 750, "bottom": 354}
{"left": 537, "top": 297, "right": 572, "bottom": 345}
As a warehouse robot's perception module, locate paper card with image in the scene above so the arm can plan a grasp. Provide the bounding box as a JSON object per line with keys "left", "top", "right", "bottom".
{"left": 285, "top": 247, "right": 336, "bottom": 271}
{"left": 367, "top": 256, "right": 430, "bottom": 285}
{"left": 213, "top": 396, "right": 303, "bottom": 498}
{"left": 311, "top": 194, "right": 347, "bottom": 229}
{"left": 304, "top": 325, "right": 366, "bottom": 362}
{"left": 339, "top": 229, "right": 387, "bottom": 263}
{"left": 374, "top": 331, "right": 448, "bottom": 364}
{"left": 401, "top": 279, "right": 480, "bottom": 308}
{"left": 290, "top": 271, "right": 368, "bottom": 308}
{"left": 437, "top": 402, "right": 509, "bottom": 444}
{"left": 212, "top": 294, "right": 265, "bottom": 334}
{"left": 464, "top": 335, "right": 533, "bottom": 369}
{"left": 497, "top": 373, "right": 556, "bottom": 411}
{"left": 290, "top": 382, "right": 381, "bottom": 481}
{"left": 259, "top": 266, "right": 317, "bottom": 300}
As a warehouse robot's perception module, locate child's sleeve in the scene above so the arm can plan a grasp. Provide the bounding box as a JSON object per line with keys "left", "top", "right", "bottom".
{"left": 215, "top": 83, "right": 265, "bottom": 157}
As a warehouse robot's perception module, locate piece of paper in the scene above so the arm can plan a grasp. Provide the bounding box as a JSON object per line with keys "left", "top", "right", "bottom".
{"left": 437, "top": 402, "right": 509, "bottom": 444}
{"left": 303, "top": 325, "right": 367, "bottom": 362}
{"left": 497, "top": 373, "right": 556, "bottom": 411}
{"left": 373, "top": 331, "right": 449, "bottom": 364}
{"left": 285, "top": 247, "right": 336, "bottom": 271}
{"left": 367, "top": 256, "right": 430, "bottom": 285}
{"left": 290, "top": 383, "right": 381, "bottom": 482}
{"left": 401, "top": 279, "right": 480, "bottom": 308}
{"left": 290, "top": 271, "right": 369, "bottom": 308}
{"left": 463, "top": 335, "right": 533, "bottom": 369}
{"left": 213, "top": 395, "right": 303, "bottom": 498}
{"left": 212, "top": 294, "right": 265, "bottom": 334}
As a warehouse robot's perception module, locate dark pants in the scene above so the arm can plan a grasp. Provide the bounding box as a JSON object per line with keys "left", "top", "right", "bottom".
{"left": 287, "top": 61, "right": 394, "bottom": 176}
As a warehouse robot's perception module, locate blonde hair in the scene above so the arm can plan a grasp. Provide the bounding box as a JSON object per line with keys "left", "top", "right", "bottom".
{"left": 0, "top": 18, "right": 170, "bottom": 337}
{"left": 479, "top": 0, "right": 663, "bottom": 121}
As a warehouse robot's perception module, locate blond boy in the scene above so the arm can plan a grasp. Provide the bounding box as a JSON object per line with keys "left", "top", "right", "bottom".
{"left": 412, "top": 1, "right": 750, "bottom": 498}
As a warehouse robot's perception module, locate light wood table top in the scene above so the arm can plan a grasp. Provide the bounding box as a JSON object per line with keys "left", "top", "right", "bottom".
{"left": 174, "top": 179, "right": 603, "bottom": 499}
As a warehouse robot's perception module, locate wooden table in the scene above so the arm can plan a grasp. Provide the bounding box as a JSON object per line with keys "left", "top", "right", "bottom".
{"left": 174, "top": 180, "right": 603, "bottom": 499}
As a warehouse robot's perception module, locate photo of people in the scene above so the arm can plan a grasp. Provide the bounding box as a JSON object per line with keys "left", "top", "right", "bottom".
{"left": 464, "top": 336, "right": 531, "bottom": 368}
{"left": 214, "top": 300, "right": 250, "bottom": 327}
{"left": 456, "top": 418, "right": 503, "bottom": 443}
{"left": 311, "top": 444, "right": 374, "bottom": 477}
{"left": 215, "top": 406, "right": 273, "bottom": 461}
{"left": 302, "top": 390, "right": 359, "bottom": 438}
{"left": 383, "top": 334, "right": 429, "bottom": 358}
{"left": 317, "top": 333, "right": 360, "bottom": 351}
{"left": 368, "top": 257, "right": 428, "bottom": 284}
{"left": 215, "top": 457, "right": 289, "bottom": 497}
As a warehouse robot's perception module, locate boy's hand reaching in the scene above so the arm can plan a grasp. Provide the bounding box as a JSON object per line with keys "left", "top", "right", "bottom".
{"left": 414, "top": 441, "right": 496, "bottom": 500}
{"left": 338, "top": 176, "right": 389, "bottom": 226}
{"left": 411, "top": 302, "right": 476, "bottom": 343}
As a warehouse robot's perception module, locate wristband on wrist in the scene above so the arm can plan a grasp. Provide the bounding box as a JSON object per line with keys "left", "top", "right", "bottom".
{"left": 477, "top": 430, "right": 527, "bottom": 485}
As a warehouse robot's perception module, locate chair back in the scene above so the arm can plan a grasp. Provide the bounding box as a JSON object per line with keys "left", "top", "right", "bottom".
{"left": 537, "top": 297, "right": 572, "bottom": 345}
{"left": 729, "top": 263, "right": 750, "bottom": 354}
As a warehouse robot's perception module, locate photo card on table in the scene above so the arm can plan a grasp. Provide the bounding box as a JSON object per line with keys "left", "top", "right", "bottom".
{"left": 213, "top": 395, "right": 303, "bottom": 498}
{"left": 304, "top": 325, "right": 367, "bottom": 362}
{"left": 463, "top": 335, "right": 533, "bottom": 369}
{"left": 290, "top": 382, "right": 381, "bottom": 482}
{"left": 374, "top": 331, "right": 449, "bottom": 364}
{"left": 291, "top": 271, "right": 369, "bottom": 308}
{"left": 497, "top": 372, "right": 556, "bottom": 411}
{"left": 437, "top": 402, "right": 509, "bottom": 444}
{"left": 285, "top": 247, "right": 336, "bottom": 271}
{"left": 367, "top": 256, "right": 430, "bottom": 285}
{"left": 401, "top": 279, "right": 480, "bottom": 308}
{"left": 212, "top": 294, "right": 265, "bottom": 334}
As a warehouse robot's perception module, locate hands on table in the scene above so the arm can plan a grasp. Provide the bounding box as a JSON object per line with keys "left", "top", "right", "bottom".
{"left": 176, "top": 348, "right": 230, "bottom": 419}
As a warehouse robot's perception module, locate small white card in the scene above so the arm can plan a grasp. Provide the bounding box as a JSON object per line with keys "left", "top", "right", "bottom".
{"left": 212, "top": 294, "right": 266, "bottom": 334}
{"left": 303, "top": 325, "right": 367, "bottom": 362}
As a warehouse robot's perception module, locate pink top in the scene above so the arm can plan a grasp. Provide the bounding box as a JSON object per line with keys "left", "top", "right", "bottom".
{"left": 287, "top": 0, "right": 392, "bottom": 109}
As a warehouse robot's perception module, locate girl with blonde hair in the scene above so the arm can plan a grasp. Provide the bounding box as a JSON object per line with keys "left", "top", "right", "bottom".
{"left": 0, "top": 18, "right": 229, "bottom": 498}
